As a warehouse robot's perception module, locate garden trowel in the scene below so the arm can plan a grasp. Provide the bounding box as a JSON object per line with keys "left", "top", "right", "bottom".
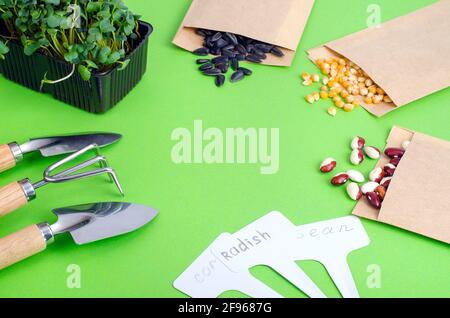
{"left": 0, "top": 202, "right": 158, "bottom": 270}
{"left": 0, "top": 132, "right": 122, "bottom": 173}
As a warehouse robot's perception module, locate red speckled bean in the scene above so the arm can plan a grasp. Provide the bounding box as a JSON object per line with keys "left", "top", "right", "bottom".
{"left": 331, "top": 173, "right": 349, "bottom": 186}
{"left": 366, "top": 192, "right": 382, "bottom": 209}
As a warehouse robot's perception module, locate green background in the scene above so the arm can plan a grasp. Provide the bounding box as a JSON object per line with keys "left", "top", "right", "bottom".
{"left": 0, "top": 0, "right": 449, "bottom": 298}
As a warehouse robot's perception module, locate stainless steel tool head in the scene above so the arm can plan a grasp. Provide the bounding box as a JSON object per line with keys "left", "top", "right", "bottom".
{"left": 19, "top": 132, "right": 122, "bottom": 157}
{"left": 51, "top": 202, "right": 158, "bottom": 245}
{"left": 32, "top": 144, "right": 124, "bottom": 196}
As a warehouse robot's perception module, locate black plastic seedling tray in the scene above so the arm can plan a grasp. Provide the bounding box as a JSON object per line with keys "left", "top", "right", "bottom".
{"left": 0, "top": 21, "right": 152, "bottom": 113}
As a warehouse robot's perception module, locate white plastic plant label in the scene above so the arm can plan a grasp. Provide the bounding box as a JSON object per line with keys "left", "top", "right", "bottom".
{"left": 293, "top": 216, "right": 370, "bottom": 298}
{"left": 174, "top": 212, "right": 370, "bottom": 298}
{"left": 210, "top": 212, "right": 326, "bottom": 298}
{"left": 173, "top": 233, "right": 282, "bottom": 298}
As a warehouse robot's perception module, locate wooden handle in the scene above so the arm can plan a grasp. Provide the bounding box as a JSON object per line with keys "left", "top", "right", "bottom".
{"left": 0, "top": 144, "right": 16, "bottom": 173}
{"left": 0, "top": 225, "right": 46, "bottom": 270}
{"left": 0, "top": 182, "right": 28, "bottom": 218}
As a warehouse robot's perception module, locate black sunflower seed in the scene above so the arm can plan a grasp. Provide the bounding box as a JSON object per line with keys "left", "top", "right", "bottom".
{"left": 255, "top": 43, "right": 273, "bottom": 53}
{"left": 238, "top": 67, "right": 252, "bottom": 76}
{"left": 195, "top": 29, "right": 207, "bottom": 37}
{"left": 231, "top": 58, "right": 239, "bottom": 71}
{"left": 201, "top": 29, "right": 212, "bottom": 36}
{"left": 253, "top": 49, "right": 267, "bottom": 59}
{"left": 271, "top": 46, "right": 284, "bottom": 57}
{"left": 211, "top": 48, "right": 221, "bottom": 55}
{"left": 225, "top": 32, "right": 238, "bottom": 45}
{"left": 236, "top": 54, "right": 246, "bottom": 61}
{"left": 222, "top": 49, "right": 236, "bottom": 58}
{"left": 193, "top": 28, "right": 284, "bottom": 86}
{"left": 199, "top": 62, "right": 214, "bottom": 71}
{"left": 217, "top": 63, "right": 229, "bottom": 73}
{"left": 193, "top": 47, "right": 209, "bottom": 56}
{"left": 215, "top": 38, "right": 229, "bottom": 49}
{"left": 196, "top": 59, "right": 210, "bottom": 64}
{"left": 215, "top": 74, "right": 225, "bottom": 87}
{"left": 222, "top": 44, "right": 235, "bottom": 51}
{"left": 236, "top": 44, "right": 247, "bottom": 54}
{"left": 211, "top": 32, "right": 222, "bottom": 42}
{"left": 230, "top": 70, "right": 245, "bottom": 83}
{"left": 245, "top": 54, "right": 262, "bottom": 63}
{"left": 212, "top": 55, "right": 228, "bottom": 64}
{"left": 203, "top": 68, "right": 222, "bottom": 76}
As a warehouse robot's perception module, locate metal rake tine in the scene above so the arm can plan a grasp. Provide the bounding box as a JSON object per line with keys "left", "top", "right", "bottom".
{"left": 75, "top": 166, "right": 123, "bottom": 196}
{"left": 34, "top": 143, "right": 124, "bottom": 196}
{"left": 48, "top": 164, "right": 124, "bottom": 196}
{"left": 33, "top": 153, "right": 105, "bottom": 189}
{"left": 43, "top": 143, "right": 100, "bottom": 178}
{"left": 46, "top": 155, "right": 114, "bottom": 184}
{"left": 96, "top": 155, "right": 115, "bottom": 183}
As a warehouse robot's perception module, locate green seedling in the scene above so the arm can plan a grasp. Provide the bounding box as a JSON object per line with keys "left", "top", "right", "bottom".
{"left": 0, "top": 0, "right": 141, "bottom": 83}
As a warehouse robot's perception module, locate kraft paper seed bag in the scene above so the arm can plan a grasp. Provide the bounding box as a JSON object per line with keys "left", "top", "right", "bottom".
{"left": 173, "top": 0, "right": 315, "bottom": 66}
{"left": 308, "top": 0, "right": 450, "bottom": 116}
{"left": 352, "top": 126, "right": 450, "bottom": 244}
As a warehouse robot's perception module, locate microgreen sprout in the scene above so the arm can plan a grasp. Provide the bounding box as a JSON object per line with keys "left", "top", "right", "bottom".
{"left": 0, "top": 0, "right": 140, "bottom": 83}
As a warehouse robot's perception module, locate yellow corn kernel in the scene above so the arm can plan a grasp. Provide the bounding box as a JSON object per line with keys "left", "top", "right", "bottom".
{"left": 313, "top": 92, "right": 320, "bottom": 101}
{"left": 376, "top": 88, "right": 385, "bottom": 95}
{"left": 372, "top": 95, "right": 382, "bottom": 104}
{"left": 327, "top": 107, "right": 337, "bottom": 117}
{"left": 383, "top": 95, "right": 393, "bottom": 103}
{"left": 346, "top": 95, "right": 355, "bottom": 103}
{"left": 348, "top": 74, "right": 357, "bottom": 82}
{"left": 333, "top": 96, "right": 341, "bottom": 103}
{"left": 328, "top": 91, "right": 337, "bottom": 98}
{"left": 338, "top": 58, "right": 346, "bottom": 65}
{"left": 320, "top": 91, "right": 329, "bottom": 99}
{"left": 368, "top": 86, "right": 377, "bottom": 94}
{"left": 312, "top": 74, "right": 320, "bottom": 82}
{"left": 301, "top": 72, "right": 311, "bottom": 80}
{"left": 305, "top": 95, "right": 315, "bottom": 104}
{"left": 352, "top": 100, "right": 360, "bottom": 107}
{"left": 327, "top": 80, "right": 337, "bottom": 88}
{"left": 321, "top": 67, "right": 330, "bottom": 75}
{"left": 344, "top": 104, "right": 354, "bottom": 112}
{"left": 343, "top": 81, "right": 352, "bottom": 89}
{"left": 316, "top": 59, "right": 324, "bottom": 66}
{"left": 302, "top": 79, "right": 313, "bottom": 86}
{"left": 322, "top": 77, "right": 329, "bottom": 85}
{"left": 335, "top": 100, "right": 345, "bottom": 108}
{"left": 364, "top": 97, "right": 373, "bottom": 104}
{"left": 340, "top": 90, "right": 349, "bottom": 98}
{"left": 365, "top": 79, "right": 373, "bottom": 87}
